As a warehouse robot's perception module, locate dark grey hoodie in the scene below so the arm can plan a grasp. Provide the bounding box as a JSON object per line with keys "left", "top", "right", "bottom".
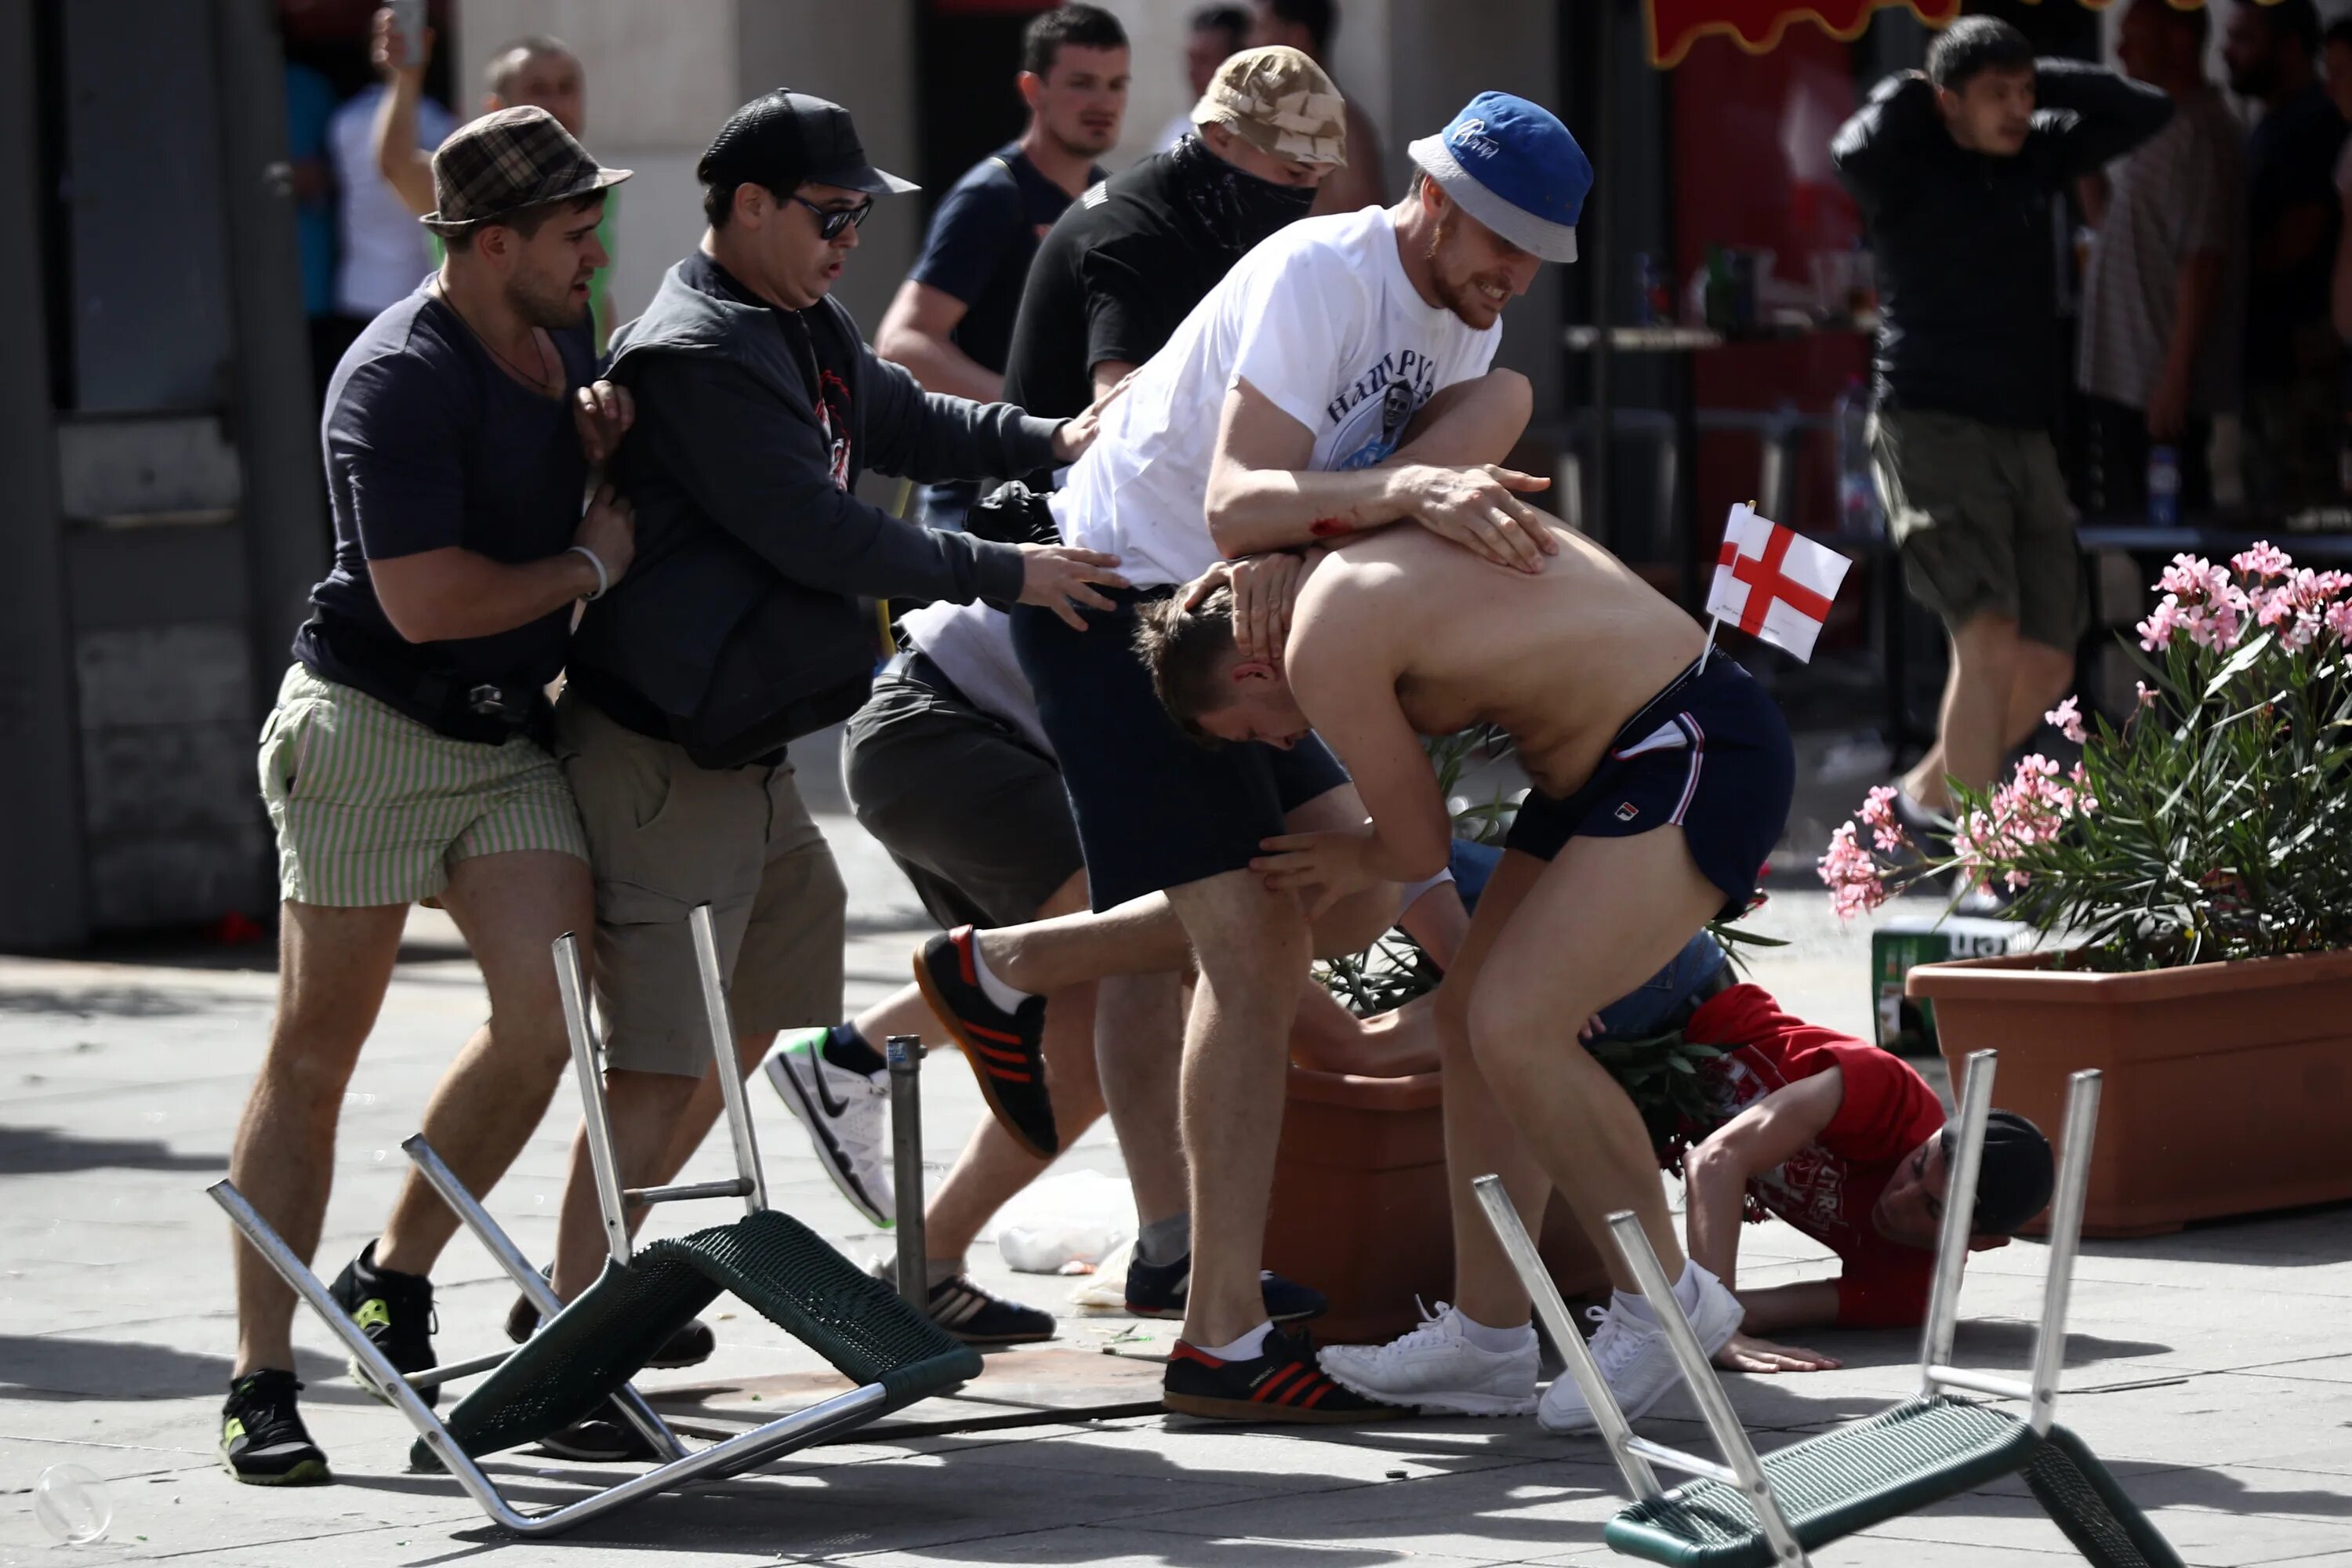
{"left": 569, "top": 251, "right": 1061, "bottom": 766}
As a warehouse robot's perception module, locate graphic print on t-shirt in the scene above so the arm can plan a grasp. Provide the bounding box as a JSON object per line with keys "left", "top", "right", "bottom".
{"left": 1329, "top": 355, "right": 1439, "bottom": 470}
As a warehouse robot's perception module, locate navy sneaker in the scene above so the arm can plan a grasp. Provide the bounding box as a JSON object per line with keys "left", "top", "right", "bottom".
{"left": 220, "top": 1370, "right": 331, "bottom": 1486}
{"left": 913, "top": 927, "right": 1058, "bottom": 1157}
{"left": 1163, "top": 1326, "right": 1404, "bottom": 1423}
{"left": 328, "top": 1242, "right": 437, "bottom": 1408}
{"left": 871, "top": 1258, "right": 1058, "bottom": 1346}
{"left": 1127, "top": 1251, "right": 1326, "bottom": 1324}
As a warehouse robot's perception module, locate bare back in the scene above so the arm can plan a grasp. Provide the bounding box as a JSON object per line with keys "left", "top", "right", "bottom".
{"left": 1290, "top": 520, "right": 1706, "bottom": 797}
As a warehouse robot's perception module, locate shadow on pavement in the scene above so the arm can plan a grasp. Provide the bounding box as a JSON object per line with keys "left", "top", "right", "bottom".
{"left": 0, "top": 1126, "right": 225, "bottom": 1175}
{"left": 0, "top": 1337, "right": 365, "bottom": 1403}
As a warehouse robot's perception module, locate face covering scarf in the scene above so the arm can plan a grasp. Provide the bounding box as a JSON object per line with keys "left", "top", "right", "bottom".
{"left": 1170, "top": 132, "right": 1319, "bottom": 259}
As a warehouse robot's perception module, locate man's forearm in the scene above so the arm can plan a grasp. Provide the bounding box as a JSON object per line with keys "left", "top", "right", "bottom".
{"left": 876, "top": 331, "right": 1003, "bottom": 405}
{"left": 375, "top": 549, "right": 597, "bottom": 644}
{"left": 1682, "top": 1146, "right": 1752, "bottom": 1293}
{"left": 372, "top": 74, "right": 437, "bottom": 217}
{"left": 2162, "top": 251, "right": 2221, "bottom": 388}
{"left": 1204, "top": 462, "right": 1419, "bottom": 558}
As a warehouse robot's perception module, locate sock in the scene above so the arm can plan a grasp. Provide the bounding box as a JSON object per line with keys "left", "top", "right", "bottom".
{"left": 924, "top": 1257, "right": 963, "bottom": 1290}
{"left": 1195, "top": 1320, "right": 1273, "bottom": 1362}
{"left": 1615, "top": 1264, "right": 1701, "bottom": 1326}
{"left": 967, "top": 936, "right": 1030, "bottom": 1014}
{"left": 1454, "top": 1310, "right": 1537, "bottom": 1354}
{"left": 820, "top": 1021, "right": 886, "bottom": 1078}
{"left": 1138, "top": 1212, "right": 1191, "bottom": 1267}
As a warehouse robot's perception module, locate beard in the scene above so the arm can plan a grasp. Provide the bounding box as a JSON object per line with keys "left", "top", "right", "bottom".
{"left": 1424, "top": 212, "right": 1503, "bottom": 328}
{"left": 508, "top": 267, "right": 590, "bottom": 331}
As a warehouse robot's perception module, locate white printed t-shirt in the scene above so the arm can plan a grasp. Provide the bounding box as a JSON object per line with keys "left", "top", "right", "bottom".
{"left": 896, "top": 600, "right": 1053, "bottom": 757}
{"left": 1049, "top": 205, "right": 1501, "bottom": 590}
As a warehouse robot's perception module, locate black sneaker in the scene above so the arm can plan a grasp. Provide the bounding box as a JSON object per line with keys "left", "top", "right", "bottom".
{"left": 912, "top": 927, "right": 1057, "bottom": 1157}
{"left": 536, "top": 1401, "right": 662, "bottom": 1464}
{"left": 870, "top": 1258, "right": 1057, "bottom": 1345}
{"left": 1127, "top": 1252, "right": 1327, "bottom": 1325}
{"left": 328, "top": 1241, "right": 437, "bottom": 1408}
{"left": 1163, "top": 1327, "right": 1405, "bottom": 1424}
{"left": 503, "top": 1269, "right": 717, "bottom": 1370}
{"left": 220, "top": 1370, "right": 332, "bottom": 1486}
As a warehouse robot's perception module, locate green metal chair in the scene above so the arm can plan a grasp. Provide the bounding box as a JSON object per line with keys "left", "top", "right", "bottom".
{"left": 212, "top": 905, "right": 976, "bottom": 1537}
{"left": 1475, "top": 1052, "right": 2183, "bottom": 1568}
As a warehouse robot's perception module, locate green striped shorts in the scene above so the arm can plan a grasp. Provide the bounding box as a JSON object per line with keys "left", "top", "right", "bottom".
{"left": 258, "top": 663, "right": 589, "bottom": 907}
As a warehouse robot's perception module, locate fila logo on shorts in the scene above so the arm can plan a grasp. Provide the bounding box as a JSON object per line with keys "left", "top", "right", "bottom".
{"left": 1610, "top": 713, "right": 1708, "bottom": 827}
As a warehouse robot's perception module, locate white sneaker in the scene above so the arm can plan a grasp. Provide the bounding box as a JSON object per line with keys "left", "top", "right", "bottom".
{"left": 1537, "top": 1263, "right": 1744, "bottom": 1434}
{"left": 1317, "top": 1301, "right": 1539, "bottom": 1417}
{"left": 764, "top": 1028, "right": 893, "bottom": 1227}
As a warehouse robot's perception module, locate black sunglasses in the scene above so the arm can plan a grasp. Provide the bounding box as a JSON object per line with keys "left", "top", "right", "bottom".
{"left": 790, "top": 194, "right": 873, "bottom": 240}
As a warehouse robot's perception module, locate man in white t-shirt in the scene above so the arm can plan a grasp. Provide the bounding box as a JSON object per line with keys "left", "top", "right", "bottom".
{"left": 913, "top": 93, "right": 1593, "bottom": 1421}
{"left": 328, "top": 82, "right": 456, "bottom": 321}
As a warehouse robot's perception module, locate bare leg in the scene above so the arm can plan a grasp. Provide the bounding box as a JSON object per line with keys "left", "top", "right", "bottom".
{"left": 1435, "top": 851, "right": 1555, "bottom": 1329}
{"left": 1093, "top": 971, "right": 1190, "bottom": 1230}
{"left": 549, "top": 1067, "right": 702, "bottom": 1301}
{"left": 1468, "top": 830, "right": 1727, "bottom": 1294}
{"left": 1164, "top": 868, "right": 1312, "bottom": 1345}
{"left": 1904, "top": 629, "right": 2078, "bottom": 811}
{"left": 373, "top": 851, "right": 590, "bottom": 1274}
{"left": 978, "top": 891, "right": 1192, "bottom": 996}
{"left": 1904, "top": 612, "right": 2022, "bottom": 812}
{"left": 230, "top": 902, "right": 410, "bottom": 1376}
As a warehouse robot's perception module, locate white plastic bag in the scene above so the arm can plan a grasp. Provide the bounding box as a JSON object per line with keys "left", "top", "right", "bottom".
{"left": 993, "top": 1168, "right": 1135, "bottom": 1273}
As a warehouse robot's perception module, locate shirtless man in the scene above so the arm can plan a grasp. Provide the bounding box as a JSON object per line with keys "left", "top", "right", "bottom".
{"left": 1134, "top": 508, "right": 1797, "bottom": 1429}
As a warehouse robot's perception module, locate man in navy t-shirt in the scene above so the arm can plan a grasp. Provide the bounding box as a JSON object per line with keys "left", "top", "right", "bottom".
{"left": 220, "top": 107, "right": 641, "bottom": 1487}
{"left": 875, "top": 3, "right": 1129, "bottom": 528}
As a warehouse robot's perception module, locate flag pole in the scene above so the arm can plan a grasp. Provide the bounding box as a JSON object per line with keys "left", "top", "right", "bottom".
{"left": 1697, "top": 615, "right": 1719, "bottom": 673}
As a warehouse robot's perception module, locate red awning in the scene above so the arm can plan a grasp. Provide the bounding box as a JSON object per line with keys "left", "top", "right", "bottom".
{"left": 1645, "top": 0, "right": 2275, "bottom": 71}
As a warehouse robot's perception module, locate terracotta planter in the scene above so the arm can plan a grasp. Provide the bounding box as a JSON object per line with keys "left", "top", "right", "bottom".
{"left": 1263, "top": 1064, "right": 1611, "bottom": 1344}
{"left": 1908, "top": 948, "right": 2352, "bottom": 1237}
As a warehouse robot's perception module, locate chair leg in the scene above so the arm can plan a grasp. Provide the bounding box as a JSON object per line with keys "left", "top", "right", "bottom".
{"left": 2024, "top": 1429, "right": 2186, "bottom": 1568}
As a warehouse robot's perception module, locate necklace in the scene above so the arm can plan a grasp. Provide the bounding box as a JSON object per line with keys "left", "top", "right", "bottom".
{"left": 433, "top": 279, "right": 561, "bottom": 395}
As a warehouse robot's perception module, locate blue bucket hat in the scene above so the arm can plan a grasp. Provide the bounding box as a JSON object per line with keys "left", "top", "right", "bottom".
{"left": 1406, "top": 93, "right": 1591, "bottom": 264}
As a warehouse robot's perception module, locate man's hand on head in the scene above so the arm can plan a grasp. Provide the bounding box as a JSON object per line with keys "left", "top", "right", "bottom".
{"left": 1189, "top": 552, "right": 1305, "bottom": 663}
{"left": 574, "top": 380, "right": 635, "bottom": 466}
{"left": 1396, "top": 462, "right": 1557, "bottom": 573}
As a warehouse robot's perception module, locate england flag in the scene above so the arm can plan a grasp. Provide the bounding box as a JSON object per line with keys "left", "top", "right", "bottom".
{"left": 1706, "top": 503, "right": 1852, "bottom": 664}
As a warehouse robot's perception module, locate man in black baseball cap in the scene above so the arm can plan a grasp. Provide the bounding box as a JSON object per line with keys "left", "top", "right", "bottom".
{"left": 525, "top": 92, "right": 1128, "bottom": 1454}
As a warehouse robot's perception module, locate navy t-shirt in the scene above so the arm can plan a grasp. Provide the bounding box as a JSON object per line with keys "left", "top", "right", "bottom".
{"left": 293, "top": 283, "right": 593, "bottom": 726}
{"left": 907, "top": 143, "right": 1096, "bottom": 376}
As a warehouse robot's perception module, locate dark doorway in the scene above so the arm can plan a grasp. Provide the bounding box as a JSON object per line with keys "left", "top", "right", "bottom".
{"left": 914, "top": 0, "right": 1052, "bottom": 212}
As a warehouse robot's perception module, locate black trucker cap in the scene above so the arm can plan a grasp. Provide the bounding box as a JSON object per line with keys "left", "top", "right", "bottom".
{"left": 697, "top": 89, "right": 919, "bottom": 198}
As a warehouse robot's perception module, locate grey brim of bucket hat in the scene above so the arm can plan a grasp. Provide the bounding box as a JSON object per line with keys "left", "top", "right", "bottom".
{"left": 1406, "top": 136, "right": 1577, "bottom": 263}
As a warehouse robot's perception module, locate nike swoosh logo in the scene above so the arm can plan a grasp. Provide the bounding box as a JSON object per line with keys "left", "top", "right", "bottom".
{"left": 805, "top": 1051, "right": 848, "bottom": 1118}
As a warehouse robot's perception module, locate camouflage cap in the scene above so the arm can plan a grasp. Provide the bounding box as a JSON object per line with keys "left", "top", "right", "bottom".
{"left": 1189, "top": 45, "right": 1348, "bottom": 166}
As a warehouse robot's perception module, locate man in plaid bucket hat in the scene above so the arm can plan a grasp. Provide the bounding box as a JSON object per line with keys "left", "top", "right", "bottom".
{"left": 220, "top": 105, "right": 654, "bottom": 1484}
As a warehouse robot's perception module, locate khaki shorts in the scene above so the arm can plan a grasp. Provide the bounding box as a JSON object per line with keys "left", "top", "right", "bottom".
{"left": 1869, "top": 407, "right": 2085, "bottom": 651}
{"left": 554, "top": 691, "right": 846, "bottom": 1078}
{"left": 257, "top": 664, "right": 587, "bottom": 907}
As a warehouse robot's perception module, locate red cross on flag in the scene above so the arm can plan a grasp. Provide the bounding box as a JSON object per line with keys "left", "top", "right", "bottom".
{"left": 1707, "top": 503, "right": 1851, "bottom": 663}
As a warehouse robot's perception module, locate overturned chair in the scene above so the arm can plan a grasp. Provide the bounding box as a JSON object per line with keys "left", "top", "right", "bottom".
{"left": 1478, "top": 1051, "right": 2183, "bottom": 1568}
{"left": 210, "top": 904, "right": 979, "bottom": 1537}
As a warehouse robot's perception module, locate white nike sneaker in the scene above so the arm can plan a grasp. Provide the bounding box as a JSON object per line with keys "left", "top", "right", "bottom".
{"left": 1318, "top": 1301, "right": 1539, "bottom": 1417}
{"left": 1537, "top": 1262, "right": 1744, "bottom": 1434}
{"left": 764, "top": 1028, "right": 894, "bottom": 1227}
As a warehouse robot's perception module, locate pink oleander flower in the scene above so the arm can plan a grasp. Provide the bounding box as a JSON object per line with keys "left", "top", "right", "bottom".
{"left": 1859, "top": 785, "right": 1909, "bottom": 853}
{"left": 2329, "top": 599, "right": 2352, "bottom": 644}
{"left": 2134, "top": 681, "right": 2157, "bottom": 710}
{"left": 1818, "top": 819, "right": 1890, "bottom": 919}
{"left": 2045, "top": 695, "right": 2087, "bottom": 745}
{"left": 2138, "top": 597, "right": 2184, "bottom": 650}
{"left": 2232, "top": 541, "right": 2293, "bottom": 579}
{"left": 2159, "top": 554, "right": 2219, "bottom": 598}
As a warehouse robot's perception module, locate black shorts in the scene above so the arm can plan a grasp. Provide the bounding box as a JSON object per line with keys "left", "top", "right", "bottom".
{"left": 840, "top": 658, "right": 1083, "bottom": 930}
{"left": 1012, "top": 588, "right": 1350, "bottom": 912}
{"left": 1503, "top": 654, "right": 1794, "bottom": 920}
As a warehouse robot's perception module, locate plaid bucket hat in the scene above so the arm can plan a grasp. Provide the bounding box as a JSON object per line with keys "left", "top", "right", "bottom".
{"left": 422, "top": 105, "right": 632, "bottom": 237}
{"left": 1190, "top": 45, "right": 1348, "bottom": 166}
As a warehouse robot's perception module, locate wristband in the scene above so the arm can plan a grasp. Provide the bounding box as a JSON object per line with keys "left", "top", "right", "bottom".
{"left": 1399, "top": 866, "right": 1455, "bottom": 911}
{"left": 568, "top": 544, "right": 610, "bottom": 601}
